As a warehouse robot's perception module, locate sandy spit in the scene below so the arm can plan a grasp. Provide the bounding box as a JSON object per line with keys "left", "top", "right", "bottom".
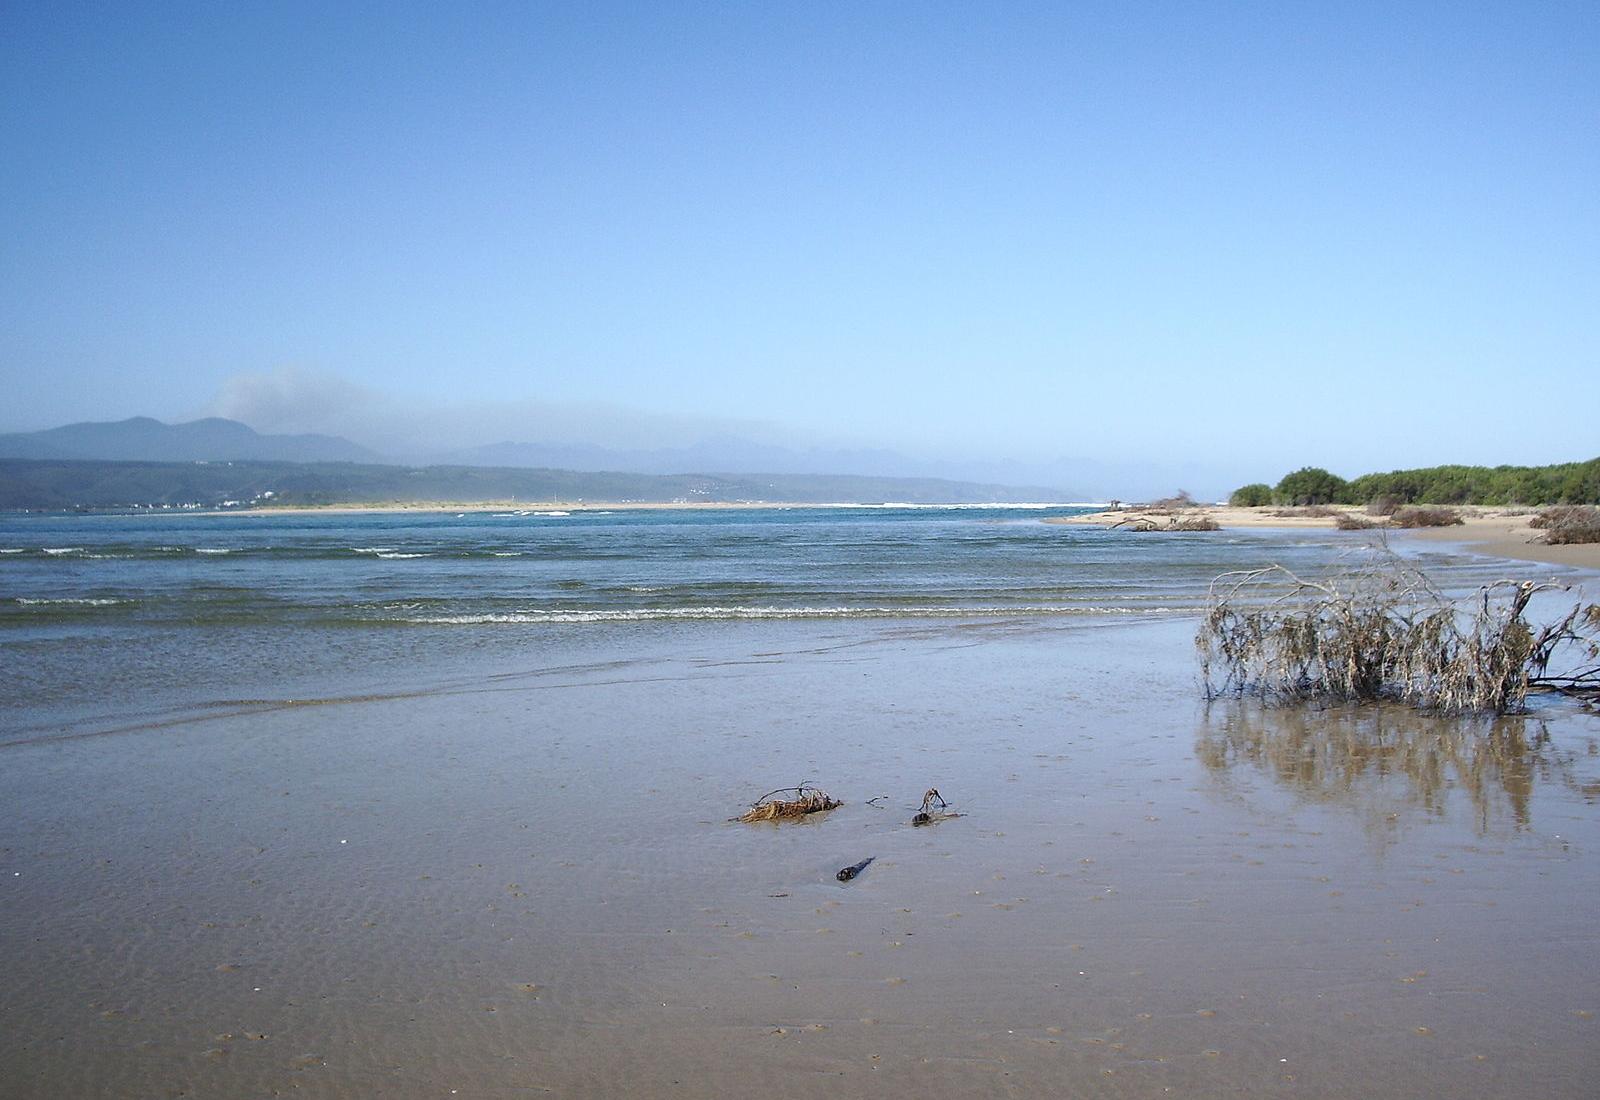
{"left": 1048, "top": 505, "right": 1600, "bottom": 571}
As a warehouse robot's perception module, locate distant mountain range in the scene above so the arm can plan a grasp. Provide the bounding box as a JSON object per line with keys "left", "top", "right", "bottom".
{"left": 0, "top": 417, "right": 1084, "bottom": 508}
{"left": 0, "top": 416, "right": 379, "bottom": 464}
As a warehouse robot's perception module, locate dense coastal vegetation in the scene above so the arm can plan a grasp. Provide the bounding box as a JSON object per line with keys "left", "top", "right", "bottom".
{"left": 1231, "top": 458, "right": 1600, "bottom": 508}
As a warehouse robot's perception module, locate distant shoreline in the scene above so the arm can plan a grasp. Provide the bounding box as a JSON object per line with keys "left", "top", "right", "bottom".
{"left": 172, "top": 500, "right": 1104, "bottom": 516}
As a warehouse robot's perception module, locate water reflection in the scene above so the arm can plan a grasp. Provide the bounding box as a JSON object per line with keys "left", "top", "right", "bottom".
{"left": 1197, "top": 699, "right": 1599, "bottom": 835}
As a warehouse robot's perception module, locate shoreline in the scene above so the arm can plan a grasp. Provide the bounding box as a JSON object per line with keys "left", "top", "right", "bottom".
{"left": 1048, "top": 504, "right": 1600, "bottom": 571}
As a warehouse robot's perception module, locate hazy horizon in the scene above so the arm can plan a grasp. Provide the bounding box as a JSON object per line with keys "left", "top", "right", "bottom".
{"left": 4, "top": 4, "right": 1597, "bottom": 495}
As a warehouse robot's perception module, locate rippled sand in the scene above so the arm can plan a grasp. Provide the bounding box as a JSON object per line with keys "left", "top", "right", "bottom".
{"left": 3, "top": 617, "right": 1597, "bottom": 1098}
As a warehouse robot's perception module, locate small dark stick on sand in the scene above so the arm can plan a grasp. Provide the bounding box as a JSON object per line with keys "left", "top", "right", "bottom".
{"left": 836, "top": 857, "right": 874, "bottom": 882}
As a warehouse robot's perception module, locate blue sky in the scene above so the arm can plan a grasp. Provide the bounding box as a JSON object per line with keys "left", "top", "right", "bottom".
{"left": 2, "top": 1, "right": 1596, "bottom": 490}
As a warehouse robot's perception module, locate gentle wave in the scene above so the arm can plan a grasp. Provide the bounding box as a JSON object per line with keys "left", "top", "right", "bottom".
{"left": 12, "top": 597, "right": 128, "bottom": 607}
{"left": 1, "top": 543, "right": 640, "bottom": 561}
{"left": 400, "top": 605, "right": 1181, "bottom": 624}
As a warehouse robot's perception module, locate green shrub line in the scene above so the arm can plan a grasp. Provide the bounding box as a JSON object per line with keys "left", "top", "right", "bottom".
{"left": 1230, "top": 458, "right": 1600, "bottom": 508}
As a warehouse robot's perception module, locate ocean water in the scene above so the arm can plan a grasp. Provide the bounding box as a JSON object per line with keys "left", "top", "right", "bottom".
{"left": 0, "top": 506, "right": 1581, "bottom": 736}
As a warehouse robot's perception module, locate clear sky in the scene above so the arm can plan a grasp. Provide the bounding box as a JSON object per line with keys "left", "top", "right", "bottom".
{"left": 2, "top": 1, "right": 1596, "bottom": 488}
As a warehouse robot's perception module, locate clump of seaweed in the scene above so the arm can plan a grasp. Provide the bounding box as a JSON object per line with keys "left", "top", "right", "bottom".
{"left": 1197, "top": 555, "right": 1600, "bottom": 714}
{"left": 738, "top": 785, "right": 841, "bottom": 823}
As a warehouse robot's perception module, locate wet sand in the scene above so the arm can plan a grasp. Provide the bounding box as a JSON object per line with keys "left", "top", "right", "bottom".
{"left": 2, "top": 617, "right": 1596, "bottom": 1098}
{"left": 1402, "top": 516, "right": 1600, "bottom": 571}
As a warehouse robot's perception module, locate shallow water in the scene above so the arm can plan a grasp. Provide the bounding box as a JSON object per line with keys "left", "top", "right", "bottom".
{"left": 2, "top": 613, "right": 1596, "bottom": 1099}
{"left": 2, "top": 506, "right": 1578, "bottom": 734}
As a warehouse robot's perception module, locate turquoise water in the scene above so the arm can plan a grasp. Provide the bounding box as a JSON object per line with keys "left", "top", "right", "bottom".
{"left": 0, "top": 506, "right": 1571, "bottom": 732}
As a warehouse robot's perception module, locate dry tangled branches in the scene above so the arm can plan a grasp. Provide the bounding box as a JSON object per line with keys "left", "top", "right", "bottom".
{"left": 1197, "top": 556, "right": 1600, "bottom": 714}
{"left": 1531, "top": 505, "right": 1600, "bottom": 546}
{"left": 1273, "top": 505, "right": 1342, "bottom": 519}
{"left": 737, "top": 785, "right": 841, "bottom": 823}
{"left": 1391, "top": 506, "right": 1464, "bottom": 528}
{"left": 1112, "top": 515, "right": 1222, "bottom": 532}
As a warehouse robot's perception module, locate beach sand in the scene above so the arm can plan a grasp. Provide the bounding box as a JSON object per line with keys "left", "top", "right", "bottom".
{"left": 1050, "top": 506, "right": 1600, "bottom": 571}
{"left": 3, "top": 616, "right": 1596, "bottom": 1098}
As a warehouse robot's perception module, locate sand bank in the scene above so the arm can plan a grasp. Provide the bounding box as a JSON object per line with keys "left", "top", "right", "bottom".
{"left": 1401, "top": 514, "right": 1600, "bottom": 570}
{"left": 1049, "top": 505, "right": 1600, "bottom": 571}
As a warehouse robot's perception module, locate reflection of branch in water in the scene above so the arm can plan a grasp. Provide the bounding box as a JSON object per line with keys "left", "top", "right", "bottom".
{"left": 1197, "top": 699, "right": 1596, "bottom": 836}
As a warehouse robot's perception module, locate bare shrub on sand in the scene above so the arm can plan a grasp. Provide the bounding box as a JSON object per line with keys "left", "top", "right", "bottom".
{"left": 1146, "top": 490, "right": 1199, "bottom": 511}
{"left": 1543, "top": 521, "right": 1600, "bottom": 546}
{"left": 1392, "top": 506, "right": 1464, "bottom": 528}
{"left": 1531, "top": 506, "right": 1600, "bottom": 545}
{"left": 1334, "top": 513, "right": 1377, "bottom": 530}
{"left": 1113, "top": 515, "right": 1221, "bottom": 532}
{"left": 1168, "top": 515, "right": 1221, "bottom": 531}
{"left": 1197, "top": 556, "right": 1600, "bottom": 714}
{"left": 1273, "top": 505, "right": 1342, "bottom": 518}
